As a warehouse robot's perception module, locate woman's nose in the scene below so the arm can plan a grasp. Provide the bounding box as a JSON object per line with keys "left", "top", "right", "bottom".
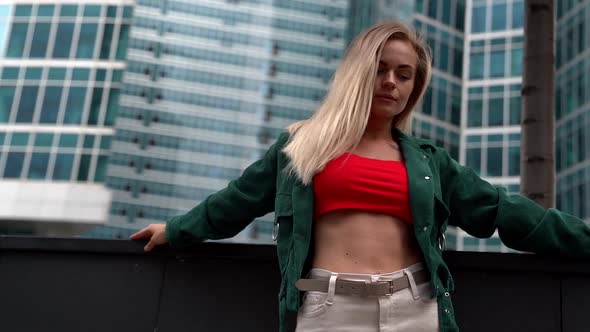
{"left": 382, "top": 71, "right": 396, "bottom": 88}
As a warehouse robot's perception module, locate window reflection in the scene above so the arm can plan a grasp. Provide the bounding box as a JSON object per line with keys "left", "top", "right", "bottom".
{"left": 76, "top": 24, "right": 97, "bottom": 59}
{"left": 16, "top": 86, "right": 38, "bottom": 123}
{"left": 53, "top": 23, "right": 75, "bottom": 58}
{"left": 28, "top": 153, "right": 49, "bottom": 179}
{"left": 63, "top": 87, "right": 86, "bottom": 124}
{"left": 40, "top": 87, "right": 63, "bottom": 124}
{"left": 53, "top": 153, "right": 74, "bottom": 180}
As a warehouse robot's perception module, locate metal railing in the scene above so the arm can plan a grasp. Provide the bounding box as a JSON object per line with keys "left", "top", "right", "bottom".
{"left": 0, "top": 236, "right": 588, "bottom": 332}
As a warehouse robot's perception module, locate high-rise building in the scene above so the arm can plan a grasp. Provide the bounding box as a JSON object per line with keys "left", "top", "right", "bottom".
{"left": 0, "top": 0, "right": 133, "bottom": 236}
{"left": 555, "top": 1, "right": 590, "bottom": 228}
{"left": 96, "top": 0, "right": 349, "bottom": 241}
{"left": 449, "top": 0, "right": 526, "bottom": 251}
{"left": 347, "top": 0, "right": 415, "bottom": 45}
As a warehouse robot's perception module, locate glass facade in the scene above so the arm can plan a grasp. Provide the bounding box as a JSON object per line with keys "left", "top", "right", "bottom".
{"left": 0, "top": 2, "right": 131, "bottom": 182}
{"left": 555, "top": 1, "right": 590, "bottom": 227}
{"left": 0, "top": 1, "right": 133, "bottom": 236}
{"left": 413, "top": 0, "right": 465, "bottom": 162}
{"left": 454, "top": 0, "right": 525, "bottom": 252}
{"left": 96, "top": 0, "right": 349, "bottom": 240}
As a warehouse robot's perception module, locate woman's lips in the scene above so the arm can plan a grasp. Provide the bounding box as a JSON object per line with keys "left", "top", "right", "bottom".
{"left": 375, "top": 95, "right": 397, "bottom": 103}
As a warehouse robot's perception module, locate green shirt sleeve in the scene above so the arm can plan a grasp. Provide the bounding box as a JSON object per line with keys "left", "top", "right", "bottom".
{"left": 165, "top": 133, "right": 288, "bottom": 248}
{"left": 436, "top": 149, "right": 590, "bottom": 256}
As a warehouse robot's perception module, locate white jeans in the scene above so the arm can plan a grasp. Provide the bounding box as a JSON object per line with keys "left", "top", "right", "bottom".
{"left": 295, "top": 263, "right": 439, "bottom": 332}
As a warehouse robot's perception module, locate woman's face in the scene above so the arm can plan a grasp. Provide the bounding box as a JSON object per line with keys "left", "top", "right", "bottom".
{"left": 371, "top": 39, "right": 418, "bottom": 120}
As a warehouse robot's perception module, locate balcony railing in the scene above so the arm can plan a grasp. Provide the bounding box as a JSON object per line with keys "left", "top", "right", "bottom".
{"left": 0, "top": 236, "right": 589, "bottom": 331}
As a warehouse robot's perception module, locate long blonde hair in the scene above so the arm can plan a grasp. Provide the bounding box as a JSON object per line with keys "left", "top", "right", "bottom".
{"left": 282, "top": 21, "right": 432, "bottom": 185}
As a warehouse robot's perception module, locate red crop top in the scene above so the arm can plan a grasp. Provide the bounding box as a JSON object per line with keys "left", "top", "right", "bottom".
{"left": 313, "top": 153, "right": 413, "bottom": 223}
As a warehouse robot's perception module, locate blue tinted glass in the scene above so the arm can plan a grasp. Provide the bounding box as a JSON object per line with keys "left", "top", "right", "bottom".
{"left": 112, "top": 70, "right": 122, "bottom": 82}
{"left": 76, "top": 24, "right": 97, "bottom": 58}
{"left": 63, "top": 87, "right": 86, "bottom": 124}
{"left": 40, "top": 87, "right": 62, "bottom": 123}
{"left": 83, "top": 135, "right": 95, "bottom": 148}
{"left": 15, "top": 5, "right": 32, "bottom": 16}
{"left": 469, "top": 53, "right": 484, "bottom": 79}
{"left": 488, "top": 98, "right": 504, "bottom": 126}
{"left": 87, "top": 88, "right": 103, "bottom": 125}
{"left": 490, "top": 51, "right": 505, "bottom": 77}
{"left": 53, "top": 23, "right": 74, "bottom": 58}
{"left": 510, "top": 97, "right": 521, "bottom": 125}
{"left": 4, "top": 152, "right": 24, "bottom": 178}
{"left": 0, "top": 132, "right": 4, "bottom": 145}
{"left": 95, "top": 155, "right": 108, "bottom": 182}
{"left": 487, "top": 147, "right": 503, "bottom": 176}
{"left": 48, "top": 67, "right": 67, "bottom": 80}
{"left": 116, "top": 24, "right": 129, "bottom": 60}
{"left": 30, "top": 23, "right": 51, "bottom": 57}
{"left": 53, "top": 153, "right": 73, "bottom": 180}
{"left": 25, "top": 67, "right": 43, "bottom": 80}
{"left": 58, "top": 134, "right": 77, "bottom": 147}
{"left": 0, "top": 86, "right": 15, "bottom": 122}
{"left": 84, "top": 5, "right": 101, "bottom": 17}
{"left": 511, "top": 48, "right": 523, "bottom": 76}
{"left": 60, "top": 5, "right": 77, "bottom": 16}
{"left": 107, "top": 6, "right": 117, "bottom": 17}
{"left": 491, "top": 3, "right": 507, "bottom": 31}
{"left": 105, "top": 89, "right": 119, "bottom": 126}
{"left": 471, "top": 6, "right": 486, "bottom": 33}
{"left": 28, "top": 152, "right": 49, "bottom": 179}
{"left": 72, "top": 68, "right": 90, "bottom": 80}
{"left": 468, "top": 100, "right": 483, "bottom": 126}
{"left": 512, "top": 1, "right": 524, "bottom": 29}
{"left": 6, "top": 23, "right": 28, "bottom": 57}
{"left": 16, "top": 86, "right": 38, "bottom": 123}
{"left": 123, "top": 6, "right": 133, "bottom": 18}
{"left": 12, "top": 133, "right": 29, "bottom": 145}
{"left": 95, "top": 69, "right": 106, "bottom": 81}
{"left": 508, "top": 146, "right": 520, "bottom": 175}
{"left": 38, "top": 5, "right": 55, "bottom": 17}
{"left": 34, "top": 133, "right": 53, "bottom": 147}
{"left": 100, "top": 24, "right": 114, "bottom": 59}
{"left": 2, "top": 67, "right": 20, "bottom": 79}
{"left": 100, "top": 136, "right": 112, "bottom": 150}
{"left": 77, "top": 154, "right": 91, "bottom": 181}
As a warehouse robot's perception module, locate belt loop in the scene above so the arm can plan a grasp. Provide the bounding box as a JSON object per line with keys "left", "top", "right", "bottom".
{"left": 404, "top": 269, "right": 420, "bottom": 301}
{"left": 326, "top": 273, "right": 338, "bottom": 305}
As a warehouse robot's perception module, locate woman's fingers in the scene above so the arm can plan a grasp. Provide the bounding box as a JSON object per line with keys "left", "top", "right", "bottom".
{"left": 130, "top": 224, "right": 167, "bottom": 252}
{"left": 129, "top": 226, "right": 152, "bottom": 240}
{"left": 144, "top": 239, "right": 157, "bottom": 252}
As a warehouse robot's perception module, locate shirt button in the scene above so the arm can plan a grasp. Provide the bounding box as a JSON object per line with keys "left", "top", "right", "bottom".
{"left": 444, "top": 309, "right": 450, "bottom": 314}
{"left": 423, "top": 155, "right": 427, "bottom": 159}
{"left": 424, "top": 176, "right": 430, "bottom": 180}
{"left": 444, "top": 292, "right": 450, "bottom": 297}
{"left": 423, "top": 226, "right": 428, "bottom": 232}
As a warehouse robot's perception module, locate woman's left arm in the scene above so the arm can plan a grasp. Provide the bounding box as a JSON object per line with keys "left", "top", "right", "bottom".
{"left": 435, "top": 148, "right": 590, "bottom": 257}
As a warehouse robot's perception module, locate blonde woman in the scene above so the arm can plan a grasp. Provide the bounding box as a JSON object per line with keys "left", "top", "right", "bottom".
{"left": 131, "top": 21, "right": 590, "bottom": 331}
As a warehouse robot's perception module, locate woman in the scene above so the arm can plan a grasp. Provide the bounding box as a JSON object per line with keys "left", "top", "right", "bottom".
{"left": 130, "top": 21, "right": 590, "bottom": 332}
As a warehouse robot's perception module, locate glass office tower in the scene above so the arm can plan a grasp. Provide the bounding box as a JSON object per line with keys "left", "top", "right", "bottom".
{"left": 453, "top": 0, "right": 525, "bottom": 251}
{"left": 0, "top": 0, "right": 132, "bottom": 236}
{"left": 555, "top": 1, "right": 590, "bottom": 226}
{"left": 97, "top": 0, "right": 349, "bottom": 241}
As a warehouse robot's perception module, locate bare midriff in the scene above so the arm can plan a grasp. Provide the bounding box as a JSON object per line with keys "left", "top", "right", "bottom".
{"left": 312, "top": 209, "right": 423, "bottom": 274}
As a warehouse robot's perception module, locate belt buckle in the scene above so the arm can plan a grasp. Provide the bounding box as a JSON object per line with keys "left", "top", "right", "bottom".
{"left": 384, "top": 280, "right": 395, "bottom": 296}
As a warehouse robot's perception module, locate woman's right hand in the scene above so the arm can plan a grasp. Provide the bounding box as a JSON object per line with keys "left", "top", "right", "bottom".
{"left": 129, "top": 224, "right": 168, "bottom": 252}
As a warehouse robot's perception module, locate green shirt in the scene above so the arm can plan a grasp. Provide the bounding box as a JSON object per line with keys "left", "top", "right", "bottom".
{"left": 166, "top": 128, "right": 590, "bottom": 332}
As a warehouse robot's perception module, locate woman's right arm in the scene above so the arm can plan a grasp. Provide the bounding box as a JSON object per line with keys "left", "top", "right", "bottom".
{"left": 130, "top": 132, "right": 289, "bottom": 251}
